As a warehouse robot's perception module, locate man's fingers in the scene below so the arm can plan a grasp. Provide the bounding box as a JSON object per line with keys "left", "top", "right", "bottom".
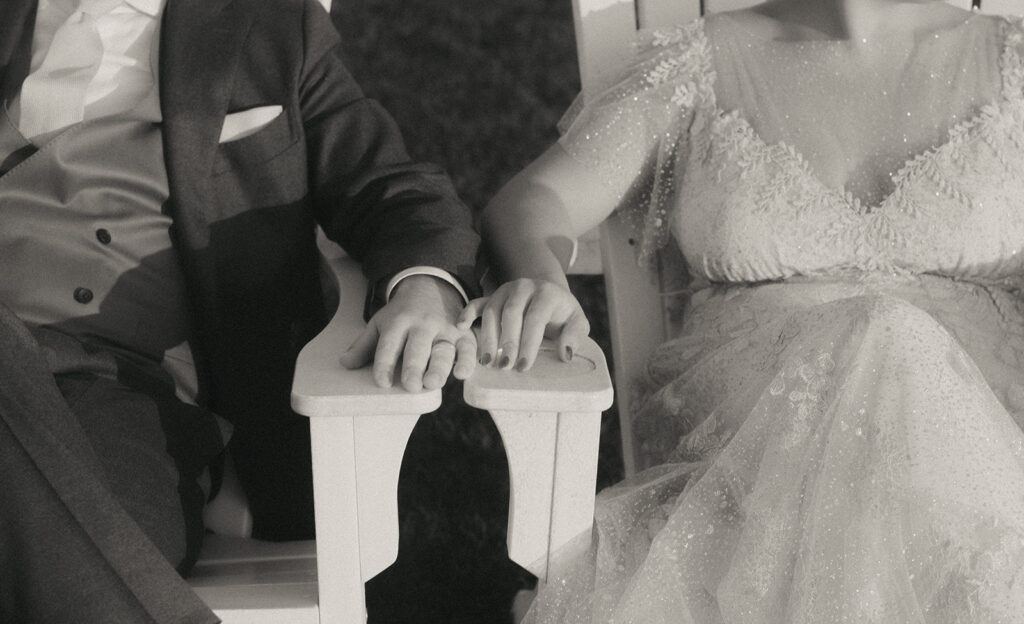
{"left": 398, "top": 327, "right": 434, "bottom": 391}
{"left": 452, "top": 335, "right": 477, "bottom": 380}
{"left": 339, "top": 321, "right": 378, "bottom": 370}
{"left": 422, "top": 339, "right": 457, "bottom": 390}
{"left": 370, "top": 323, "right": 408, "bottom": 388}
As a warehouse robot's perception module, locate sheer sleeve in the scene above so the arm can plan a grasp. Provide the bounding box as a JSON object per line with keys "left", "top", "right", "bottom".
{"left": 1002, "top": 16, "right": 1024, "bottom": 100}
{"left": 557, "top": 20, "right": 713, "bottom": 265}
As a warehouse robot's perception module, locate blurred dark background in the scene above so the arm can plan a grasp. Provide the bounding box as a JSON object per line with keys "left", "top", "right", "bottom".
{"left": 329, "top": 0, "right": 623, "bottom": 622}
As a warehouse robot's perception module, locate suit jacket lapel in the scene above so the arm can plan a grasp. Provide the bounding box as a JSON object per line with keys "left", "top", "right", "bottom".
{"left": 0, "top": 0, "right": 38, "bottom": 103}
{"left": 160, "top": 0, "right": 252, "bottom": 236}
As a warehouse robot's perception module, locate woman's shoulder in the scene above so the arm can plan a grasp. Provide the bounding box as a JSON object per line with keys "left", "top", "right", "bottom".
{"left": 1001, "top": 12, "right": 1024, "bottom": 48}
{"left": 624, "top": 17, "right": 715, "bottom": 107}
{"left": 629, "top": 9, "right": 780, "bottom": 94}
{"left": 985, "top": 13, "right": 1024, "bottom": 99}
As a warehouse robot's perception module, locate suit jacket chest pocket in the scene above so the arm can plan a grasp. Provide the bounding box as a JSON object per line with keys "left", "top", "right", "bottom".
{"left": 212, "top": 104, "right": 307, "bottom": 207}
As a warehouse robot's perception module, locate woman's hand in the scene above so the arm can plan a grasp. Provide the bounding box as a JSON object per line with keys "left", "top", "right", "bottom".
{"left": 457, "top": 278, "right": 590, "bottom": 372}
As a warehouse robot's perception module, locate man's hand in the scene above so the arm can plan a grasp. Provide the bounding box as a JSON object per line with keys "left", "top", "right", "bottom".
{"left": 339, "top": 275, "right": 476, "bottom": 391}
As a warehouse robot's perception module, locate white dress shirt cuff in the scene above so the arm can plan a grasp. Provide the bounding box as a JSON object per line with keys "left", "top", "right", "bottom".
{"left": 385, "top": 267, "right": 469, "bottom": 305}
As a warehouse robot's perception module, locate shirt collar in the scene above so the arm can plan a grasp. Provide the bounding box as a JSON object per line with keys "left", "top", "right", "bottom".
{"left": 123, "top": 0, "right": 166, "bottom": 17}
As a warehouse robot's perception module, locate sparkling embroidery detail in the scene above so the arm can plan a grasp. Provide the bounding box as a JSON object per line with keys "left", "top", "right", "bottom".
{"left": 560, "top": 16, "right": 1024, "bottom": 282}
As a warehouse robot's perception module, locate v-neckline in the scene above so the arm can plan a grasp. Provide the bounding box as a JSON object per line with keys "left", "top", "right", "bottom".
{"left": 697, "top": 14, "right": 1015, "bottom": 215}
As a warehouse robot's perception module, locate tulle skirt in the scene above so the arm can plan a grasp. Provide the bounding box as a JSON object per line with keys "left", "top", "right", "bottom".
{"left": 525, "top": 277, "right": 1024, "bottom": 624}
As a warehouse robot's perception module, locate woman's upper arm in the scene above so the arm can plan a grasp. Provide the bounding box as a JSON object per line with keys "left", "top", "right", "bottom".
{"left": 487, "top": 141, "right": 625, "bottom": 239}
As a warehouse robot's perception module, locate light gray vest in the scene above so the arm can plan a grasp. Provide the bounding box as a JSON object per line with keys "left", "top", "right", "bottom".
{"left": 0, "top": 108, "right": 197, "bottom": 399}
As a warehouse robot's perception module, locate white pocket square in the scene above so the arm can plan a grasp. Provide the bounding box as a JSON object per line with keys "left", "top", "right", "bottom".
{"left": 218, "top": 105, "right": 283, "bottom": 143}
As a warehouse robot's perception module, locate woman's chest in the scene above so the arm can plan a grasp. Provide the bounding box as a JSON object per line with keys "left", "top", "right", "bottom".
{"left": 674, "top": 101, "right": 1024, "bottom": 284}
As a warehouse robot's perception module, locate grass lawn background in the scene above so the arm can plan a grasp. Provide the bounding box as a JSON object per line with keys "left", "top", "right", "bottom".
{"left": 329, "top": 1, "right": 624, "bottom": 622}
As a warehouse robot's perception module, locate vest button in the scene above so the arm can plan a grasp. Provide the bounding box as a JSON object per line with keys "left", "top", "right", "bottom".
{"left": 96, "top": 228, "right": 112, "bottom": 245}
{"left": 74, "top": 287, "right": 94, "bottom": 304}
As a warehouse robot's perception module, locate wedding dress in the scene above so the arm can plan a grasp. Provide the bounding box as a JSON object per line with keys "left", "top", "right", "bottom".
{"left": 527, "top": 12, "right": 1024, "bottom": 623}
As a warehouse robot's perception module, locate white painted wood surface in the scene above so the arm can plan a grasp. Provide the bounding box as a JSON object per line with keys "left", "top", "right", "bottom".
{"left": 981, "top": 0, "right": 1022, "bottom": 14}
{"left": 190, "top": 537, "right": 319, "bottom": 624}
{"left": 597, "top": 217, "right": 661, "bottom": 476}
{"left": 468, "top": 341, "right": 612, "bottom": 579}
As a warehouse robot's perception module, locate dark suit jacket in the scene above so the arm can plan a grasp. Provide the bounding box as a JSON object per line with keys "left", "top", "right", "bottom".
{"left": 0, "top": 0, "right": 479, "bottom": 423}
{"left": 0, "top": 0, "right": 480, "bottom": 537}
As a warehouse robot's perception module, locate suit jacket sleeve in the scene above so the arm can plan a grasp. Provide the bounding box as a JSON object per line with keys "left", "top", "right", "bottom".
{"left": 296, "top": 1, "right": 480, "bottom": 301}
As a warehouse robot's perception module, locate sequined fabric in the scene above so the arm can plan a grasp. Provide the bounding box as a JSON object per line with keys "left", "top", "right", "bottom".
{"left": 531, "top": 12, "right": 1024, "bottom": 624}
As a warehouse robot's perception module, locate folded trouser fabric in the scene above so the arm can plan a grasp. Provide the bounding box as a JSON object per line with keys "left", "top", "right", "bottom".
{"left": 0, "top": 303, "right": 221, "bottom": 624}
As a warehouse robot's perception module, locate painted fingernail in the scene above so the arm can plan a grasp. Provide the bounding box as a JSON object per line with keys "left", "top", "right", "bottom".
{"left": 515, "top": 358, "right": 528, "bottom": 372}
{"left": 498, "top": 355, "right": 511, "bottom": 369}
{"left": 479, "top": 353, "right": 492, "bottom": 366}
{"left": 564, "top": 346, "right": 573, "bottom": 361}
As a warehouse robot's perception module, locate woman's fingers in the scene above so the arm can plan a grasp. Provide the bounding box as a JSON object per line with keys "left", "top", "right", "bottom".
{"left": 456, "top": 298, "right": 486, "bottom": 330}
{"left": 463, "top": 279, "right": 589, "bottom": 371}
{"left": 477, "top": 294, "right": 504, "bottom": 366}
{"left": 517, "top": 294, "right": 558, "bottom": 371}
{"left": 556, "top": 309, "right": 590, "bottom": 363}
{"left": 496, "top": 282, "right": 533, "bottom": 369}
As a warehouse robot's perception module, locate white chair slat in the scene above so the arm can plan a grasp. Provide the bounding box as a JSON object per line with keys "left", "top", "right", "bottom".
{"left": 981, "top": 0, "right": 1020, "bottom": 14}
{"left": 308, "top": 415, "right": 366, "bottom": 623}
{"left": 571, "top": 0, "right": 643, "bottom": 96}
{"left": 598, "top": 216, "right": 661, "bottom": 476}
{"left": 190, "top": 536, "right": 318, "bottom": 623}
{"left": 354, "top": 413, "right": 422, "bottom": 580}
{"left": 636, "top": 0, "right": 696, "bottom": 29}
{"left": 490, "top": 410, "right": 559, "bottom": 579}
{"left": 546, "top": 411, "right": 603, "bottom": 572}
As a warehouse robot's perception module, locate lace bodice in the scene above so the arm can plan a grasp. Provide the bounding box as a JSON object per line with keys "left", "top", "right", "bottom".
{"left": 560, "top": 14, "right": 1024, "bottom": 287}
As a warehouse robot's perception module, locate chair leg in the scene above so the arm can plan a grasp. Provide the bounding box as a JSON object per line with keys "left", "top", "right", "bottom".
{"left": 547, "top": 411, "right": 601, "bottom": 573}
{"left": 352, "top": 413, "right": 421, "bottom": 579}
{"left": 309, "top": 413, "right": 420, "bottom": 624}
{"left": 491, "top": 411, "right": 558, "bottom": 579}
{"left": 491, "top": 410, "right": 602, "bottom": 581}
{"left": 310, "top": 416, "right": 365, "bottom": 624}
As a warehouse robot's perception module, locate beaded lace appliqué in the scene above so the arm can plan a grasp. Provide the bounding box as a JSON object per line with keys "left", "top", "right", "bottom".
{"left": 611, "top": 16, "right": 1024, "bottom": 281}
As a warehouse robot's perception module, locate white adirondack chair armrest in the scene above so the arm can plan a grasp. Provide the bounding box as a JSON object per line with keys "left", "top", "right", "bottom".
{"left": 293, "top": 245, "right": 614, "bottom": 417}
{"left": 290, "top": 249, "right": 443, "bottom": 417}
{"left": 463, "top": 337, "right": 612, "bottom": 414}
